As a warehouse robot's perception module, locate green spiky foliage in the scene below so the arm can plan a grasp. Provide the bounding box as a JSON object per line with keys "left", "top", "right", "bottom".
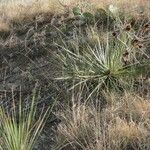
{"left": 0, "top": 93, "right": 52, "bottom": 150}
{"left": 55, "top": 29, "right": 149, "bottom": 97}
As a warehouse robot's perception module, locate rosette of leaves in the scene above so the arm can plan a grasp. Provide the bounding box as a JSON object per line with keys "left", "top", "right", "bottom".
{"left": 55, "top": 30, "right": 150, "bottom": 99}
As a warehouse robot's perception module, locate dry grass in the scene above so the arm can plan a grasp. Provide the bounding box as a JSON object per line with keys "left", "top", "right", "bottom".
{"left": 0, "top": 0, "right": 75, "bottom": 31}
{"left": 54, "top": 92, "right": 150, "bottom": 150}
{"left": 0, "top": 0, "right": 149, "bottom": 31}
{"left": 112, "top": 93, "right": 149, "bottom": 121}
{"left": 109, "top": 119, "right": 142, "bottom": 140}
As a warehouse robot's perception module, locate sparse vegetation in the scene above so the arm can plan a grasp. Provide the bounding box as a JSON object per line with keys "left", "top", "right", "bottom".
{"left": 0, "top": 0, "right": 149, "bottom": 150}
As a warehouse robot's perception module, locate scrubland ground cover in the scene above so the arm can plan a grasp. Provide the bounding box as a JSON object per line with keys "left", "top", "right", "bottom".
{"left": 0, "top": 0, "right": 150, "bottom": 150}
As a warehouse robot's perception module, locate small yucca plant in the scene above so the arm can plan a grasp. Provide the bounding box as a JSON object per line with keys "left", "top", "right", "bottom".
{"left": 0, "top": 92, "right": 52, "bottom": 150}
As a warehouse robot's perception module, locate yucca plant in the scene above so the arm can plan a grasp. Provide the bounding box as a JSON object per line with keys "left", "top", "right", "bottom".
{"left": 0, "top": 92, "right": 53, "bottom": 150}
{"left": 55, "top": 29, "right": 149, "bottom": 97}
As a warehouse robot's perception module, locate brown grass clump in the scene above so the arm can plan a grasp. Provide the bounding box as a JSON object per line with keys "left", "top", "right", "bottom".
{"left": 112, "top": 93, "right": 150, "bottom": 121}
{"left": 133, "top": 99, "right": 150, "bottom": 116}
{"left": 108, "top": 118, "right": 142, "bottom": 140}
{"left": 55, "top": 95, "right": 97, "bottom": 150}
{"left": 54, "top": 92, "right": 150, "bottom": 150}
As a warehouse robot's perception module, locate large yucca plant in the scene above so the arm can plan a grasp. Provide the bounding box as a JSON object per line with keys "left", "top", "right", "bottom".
{"left": 0, "top": 92, "right": 53, "bottom": 150}
{"left": 55, "top": 30, "right": 149, "bottom": 97}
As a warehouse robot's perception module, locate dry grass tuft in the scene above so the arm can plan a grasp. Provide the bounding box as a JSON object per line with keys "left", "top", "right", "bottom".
{"left": 107, "top": 93, "right": 150, "bottom": 121}
{"left": 133, "top": 99, "right": 150, "bottom": 116}
{"left": 55, "top": 92, "right": 150, "bottom": 150}
{"left": 108, "top": 118, "right": 142, "bottom": 140}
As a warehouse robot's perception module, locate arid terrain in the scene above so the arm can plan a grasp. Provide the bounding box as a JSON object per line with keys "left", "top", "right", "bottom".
{"left": 0, "top": 0, "right": 150, "bottom": 150}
